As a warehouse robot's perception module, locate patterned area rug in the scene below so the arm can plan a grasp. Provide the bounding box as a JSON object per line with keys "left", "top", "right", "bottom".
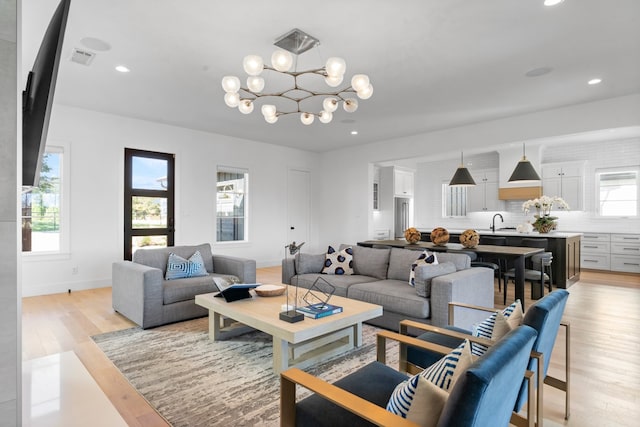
{"left": 92, "top": 318, "right": 399, "bottom": 427}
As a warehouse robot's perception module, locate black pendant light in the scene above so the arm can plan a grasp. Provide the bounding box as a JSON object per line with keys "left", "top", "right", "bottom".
{"left": 508, "top": 143, "right": 541, "bottom": 182}
{"left": 449, "top": 152, "right": 476, "bottom": 186}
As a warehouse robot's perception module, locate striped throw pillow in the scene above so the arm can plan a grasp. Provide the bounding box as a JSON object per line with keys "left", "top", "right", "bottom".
{"left": 471, "top": 300, "right": 523, "bottom": 356}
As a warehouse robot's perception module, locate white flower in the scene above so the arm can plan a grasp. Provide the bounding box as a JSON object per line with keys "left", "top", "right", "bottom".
{"left": 522, "top": 195, "right": 569, "bottom": 215}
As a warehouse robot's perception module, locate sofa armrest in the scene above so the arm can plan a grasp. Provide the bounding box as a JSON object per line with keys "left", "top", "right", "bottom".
{"left": 112, "top": 261, "right": 164, "bottom": 328}
{"left": 213, "top": 254, "right": 256, "bottom": 283}
{"left": 430, "top": 267, "right": 494, "bottom": 329}
{"left": 448, "top": 301, "right": 499, "bottom": 326}
{"left": 281, "top": 257, "right": 296, "bottom": 284}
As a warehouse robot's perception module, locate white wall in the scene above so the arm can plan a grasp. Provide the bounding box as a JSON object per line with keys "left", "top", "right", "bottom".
{"left": 21, "top": 106, "right": 320, "bottom": 296}
{"left": 316, "top": 94, "right": 640, "bottom": 247}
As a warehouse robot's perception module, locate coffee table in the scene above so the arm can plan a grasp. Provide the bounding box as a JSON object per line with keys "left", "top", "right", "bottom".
{"left": 195, "top": 287, "right": 383, "bottom": 374}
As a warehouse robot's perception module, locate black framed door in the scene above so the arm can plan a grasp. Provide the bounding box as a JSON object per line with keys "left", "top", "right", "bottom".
{"left": 124, "top": 148, "right": 175, "bottom": 260}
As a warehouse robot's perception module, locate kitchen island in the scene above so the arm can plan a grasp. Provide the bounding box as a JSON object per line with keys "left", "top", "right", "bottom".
{"left": 418, "top": 229, "right": 582, "bottom": 288}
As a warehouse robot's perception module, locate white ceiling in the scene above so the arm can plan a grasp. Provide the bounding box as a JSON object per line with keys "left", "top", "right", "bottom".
{"left": 22, "top": 0, "right": 640, "bottom": 153}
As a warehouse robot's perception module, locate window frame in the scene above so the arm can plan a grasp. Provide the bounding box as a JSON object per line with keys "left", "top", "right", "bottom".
{"left": 22, "top": 142, "right": 71, "bottom": 258}
{"left": 216, "top": 166, "right": 249, "bottom": 243}
{"left": 595, "top": 166, "right": 639, "bottom": 218}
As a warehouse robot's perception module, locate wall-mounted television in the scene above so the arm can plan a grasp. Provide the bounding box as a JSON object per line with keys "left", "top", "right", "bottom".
{"left": 22, "top": 0, "right": 71, "bottom": 187}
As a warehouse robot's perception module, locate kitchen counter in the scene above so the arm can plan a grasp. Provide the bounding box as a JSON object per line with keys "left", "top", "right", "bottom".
{"left": 417, "top": 228, "right": 582, "bottom": 288}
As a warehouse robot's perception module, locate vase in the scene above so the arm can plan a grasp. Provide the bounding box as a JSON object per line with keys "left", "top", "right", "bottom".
{"left": 534, "top": 221, "right": 556, "bottom": 233}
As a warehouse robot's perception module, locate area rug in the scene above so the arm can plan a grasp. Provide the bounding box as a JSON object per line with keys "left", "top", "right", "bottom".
{"left": 92, "top": 318, "right": 399, "bottom": 427}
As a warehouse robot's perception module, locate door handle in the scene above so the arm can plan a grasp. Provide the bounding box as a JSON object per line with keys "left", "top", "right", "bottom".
{"left": 290, "top": 226, "right": 295, "bottom": 230}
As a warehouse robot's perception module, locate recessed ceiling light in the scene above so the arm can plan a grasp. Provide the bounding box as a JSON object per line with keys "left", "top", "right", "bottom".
{"left": 351, "top": 131, "right": 358, "bottom": 135}
{"left": 544, "top": 0, "right": 564, "bottom": 6}
{"left": 115, "top": 65, "right": 130, "bottom": 73}
{"left": 588, "top": 78, "right": 602, "bottom": 85}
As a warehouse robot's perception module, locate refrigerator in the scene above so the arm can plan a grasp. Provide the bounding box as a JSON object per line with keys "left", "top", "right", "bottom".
{"left": 394, "top": 197, "right": 412, "bottom": 239}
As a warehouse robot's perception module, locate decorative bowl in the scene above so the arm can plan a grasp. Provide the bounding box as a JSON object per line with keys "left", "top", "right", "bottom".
{"left": 255, "top": 284, "right": 286, "bottom": 297}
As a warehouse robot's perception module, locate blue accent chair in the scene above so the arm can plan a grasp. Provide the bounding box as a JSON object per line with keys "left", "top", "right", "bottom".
{"left": 280, "top": 326, "right": 538, "bottom": 427}
{"left": 397, "top": 289, "right": 570, "bottom": 425}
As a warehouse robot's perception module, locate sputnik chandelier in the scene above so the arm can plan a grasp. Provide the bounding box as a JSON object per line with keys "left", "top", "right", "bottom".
{"left": 221, "top": 28, "right": 373, "bottom": 125}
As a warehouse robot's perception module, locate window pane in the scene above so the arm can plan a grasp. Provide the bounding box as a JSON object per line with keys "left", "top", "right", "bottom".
{"left": 23, "top": 152, "right": 62, "bottom": 252}
{"left": 442, "top": 183, "right": 467, "bottom": 217}
{"left": 216, "top": 170, "right": 247, "bottom": 241}
{"left": 131, "top": 197, "right": 167, "bottom": 229}
{"left": 132, "top": 235, "right": 167, "bottom": 255}
{"left": 132, "top": 156, "right": 168, "bottom": 190}
{"left": 598, "top": 170, "right": 638, "bottom": 217}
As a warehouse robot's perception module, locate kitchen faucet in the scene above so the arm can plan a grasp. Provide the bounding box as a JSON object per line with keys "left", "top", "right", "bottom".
{"left": 491, "top": 213, "right": 504, "bottom": 232}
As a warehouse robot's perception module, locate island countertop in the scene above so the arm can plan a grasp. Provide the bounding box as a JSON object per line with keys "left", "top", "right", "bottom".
{"left": 418, "top": 228, "right": 582, "bottom": 239}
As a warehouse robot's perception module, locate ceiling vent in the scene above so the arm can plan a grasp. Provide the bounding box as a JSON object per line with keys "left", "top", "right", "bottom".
{"left": 70, "top": 48, "right": 95, "bottom": 66}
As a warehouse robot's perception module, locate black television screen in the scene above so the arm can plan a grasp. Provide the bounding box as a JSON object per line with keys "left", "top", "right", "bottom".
{"left": 22, "top": 0, "right": 71, "bottom": 187}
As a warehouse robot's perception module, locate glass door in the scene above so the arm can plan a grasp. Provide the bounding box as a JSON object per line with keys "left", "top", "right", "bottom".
{"left": 124, "top": 148, "right": 175, "bottom": 260}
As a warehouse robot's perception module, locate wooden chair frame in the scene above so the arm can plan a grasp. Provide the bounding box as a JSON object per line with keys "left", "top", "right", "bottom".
{"left": 280, "top": 328, "right": 535, "bottom": 427}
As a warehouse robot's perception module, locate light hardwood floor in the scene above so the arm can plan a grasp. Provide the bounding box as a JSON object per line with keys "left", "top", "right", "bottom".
{"left": 22, "top": 268, "right": 639, "bottom": 426}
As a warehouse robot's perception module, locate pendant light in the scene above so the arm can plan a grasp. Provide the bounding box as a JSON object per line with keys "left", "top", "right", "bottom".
{"left": 449, "top": 152, "right": 476, "bottom": 186}
{"left": 508, "top": 143, "right": 541, "bottom": 182}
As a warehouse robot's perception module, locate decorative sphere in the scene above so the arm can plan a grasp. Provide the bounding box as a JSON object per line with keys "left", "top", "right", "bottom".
{"left": 459, "top": 229, "right": 480, "bottom": 248}
{"left": 404, "top": 227, "right": 421, "bottom": 244}
{"left": 430, "top": 227, "right": 450, "bottom": 246}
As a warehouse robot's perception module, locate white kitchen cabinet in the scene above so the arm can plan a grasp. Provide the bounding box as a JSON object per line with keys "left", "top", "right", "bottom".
{"left": 541, "top": 162, "right": 585, "bottom": 211}
{"left": 394, "top": 168, "right": 414, "bottom": 197}
{"left": 610, "top": 234, "right": 640, "bottom": 273}
{"left": 581, "top": 233, "right": 611, "bottom": 271}
{"left": 467, "top": 169, "right": 503, "bottom": 212}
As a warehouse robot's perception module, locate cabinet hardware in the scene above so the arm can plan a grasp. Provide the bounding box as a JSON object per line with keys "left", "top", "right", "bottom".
{"left": 623, "top": 263, "right": 640, "bottom": 266}
{"left": 583, "top": 245, "right": 598, "bottom": 249}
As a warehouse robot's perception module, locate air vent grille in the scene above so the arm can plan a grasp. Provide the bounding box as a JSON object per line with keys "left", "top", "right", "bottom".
{"left": 70, "top": 48, "right": 95, "bottom": 66}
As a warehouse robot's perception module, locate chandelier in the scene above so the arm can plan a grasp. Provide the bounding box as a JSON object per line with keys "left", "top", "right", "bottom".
{"left": 221, "top": 28, "right": 373, "bottom": 125}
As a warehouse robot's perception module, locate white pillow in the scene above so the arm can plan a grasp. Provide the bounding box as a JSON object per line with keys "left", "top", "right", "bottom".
{"left": 409, "top": 251, "right": 438, "bottom": 287}
{"left": 321, "top": 245, "right": 354, "bottom": 275}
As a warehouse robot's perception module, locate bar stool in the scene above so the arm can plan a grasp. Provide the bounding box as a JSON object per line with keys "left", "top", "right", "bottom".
{"left": 477, "top": 235, "right": 508, "bottom": 292}
{"left": 503, "top": 238, "right": 553, "bottom": 303}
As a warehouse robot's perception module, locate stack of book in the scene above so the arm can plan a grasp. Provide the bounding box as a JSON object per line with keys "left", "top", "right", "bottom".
{"left": 296, "top": 303, "right": 343, "bottom": 319}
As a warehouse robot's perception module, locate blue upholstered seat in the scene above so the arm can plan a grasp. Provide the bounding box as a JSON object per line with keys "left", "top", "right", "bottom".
{"left": 282, "top": 326, "right": 538, "bottom": 427}
{"left": 406, "top": 289, "right": 570, "bottom": 422}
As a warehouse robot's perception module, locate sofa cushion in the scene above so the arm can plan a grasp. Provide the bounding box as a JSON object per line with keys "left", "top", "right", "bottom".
{"left": 165, "top": 251, "right": 208, "bottom": 280}
{"left": 133, "top": 243, "right": 214, "bottom": 274}
{"left": 414, "top": 262, "right": 457, "bottom": 298}
{"left": 348, "top": 279, "right": 430, "bottom": 319}
{"left": 321, "top": 246, "right": 354, "bottom": 275}
{"left": 163, "top": 273, "right": 239, "bottom": 304}
{"left": 293, "top": 273, "right": 376, "bottom": 298}
{"left": 351, "top": 246, "right": 391, "bottom": 280}
{"left": 387, "top": 247, "right": 427, "bottom": 281}
{"left": 295, "top": 253, "right": 325, "bottom": 274}
{"left": 409, "top": 251, "right": 439, "bottom": 287}
{"left": 434, "top": 252, "right": 470, "bottom": 271}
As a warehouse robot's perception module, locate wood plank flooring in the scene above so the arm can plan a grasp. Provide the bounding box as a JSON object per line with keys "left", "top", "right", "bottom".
{"left": 21, "top": 268, "right": 639, "bottom": 426}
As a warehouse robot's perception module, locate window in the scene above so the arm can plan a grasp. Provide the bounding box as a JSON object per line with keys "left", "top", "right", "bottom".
{"left": 373, "top": 182, "right": 379, "bottom": 210}
{"left": 597, "top": 168, "right": 639, "bottom": 217}
{"left": 442, "top": 182, "right": 467, "bottom": 217}
{"left": 22, "top": 146, "right": 64, "bottom": 253}
{"left": 216, "top": 168, "right": 248, "bottom": 242}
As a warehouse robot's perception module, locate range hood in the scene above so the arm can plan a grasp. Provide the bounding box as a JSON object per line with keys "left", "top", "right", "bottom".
{"left": 498, "top": 186, "right": 542, "bottom": 200}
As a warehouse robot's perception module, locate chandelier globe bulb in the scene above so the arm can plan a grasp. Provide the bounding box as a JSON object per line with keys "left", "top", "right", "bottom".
{"left": 325, "top": 57, "right": 346, "bottom": 77}
{"left": 247, "top": 76, "right": 265, "bottom": 93}
{"left": 221, "top": 76, "right": 241, "bottom": 93}
{"left": 324, "top": 75, "right": 344, "bottom": 88}
{"left": 261, "top": 104, "right": 277, "bottom": 118}
{"left": 351, "top": 74, "right": 370, "bottom": 92}
{"left": 271, "top": 50, "right": 294, "bottom": 72}
{"left": 300, "top": 112, "right": 315, "bottom": 125}
{"left": 319, "top": 111, "right": 333, "bottom": 124}
{"left": 323, "top": 97, "right": 338, "bottom": 112}
{"left": 265, "top": 115, "right": 278, "bottom": 124}
{"left": 343, "top": 98, "right": 359, "bottom": 113}
{"left": 357, "top": 84, "right": 374, "bottom": 100}
{"left": 238, "top": 100, "right": 254, "bottom": 114}
{"left": 243, "top": 55, "right": 264, "bottom": 76}
{"left": 224, "top": 92, "right": 240, "bottom": 108}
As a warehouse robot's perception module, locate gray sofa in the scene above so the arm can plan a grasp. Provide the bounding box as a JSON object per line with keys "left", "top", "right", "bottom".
{"left": 112, "top": 243, "right": 256, "bottom": 328}
{"left": 282, "top": 245, "right": 494, "bottom": 331}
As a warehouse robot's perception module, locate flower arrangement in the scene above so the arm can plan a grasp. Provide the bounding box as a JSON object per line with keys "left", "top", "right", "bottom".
{"left": 522, "top": 195, "right": 569, "bottom": 233}
{"left": 404, "top": 227, "right": 421, "bottom": 244}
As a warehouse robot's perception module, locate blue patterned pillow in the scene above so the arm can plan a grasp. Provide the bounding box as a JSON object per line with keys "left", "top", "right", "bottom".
{"left": 321, "top": 245, "right": 354, "bottom": 275}
{"left": 471, "top": 300, "right": 523, "bottom": 356}
{"left": 386, "top": 339, "right": 474, "bottom": 424}
{"left": 409, "top": 251, "right": 438, "bottom": 286}
{"left": 165, "top": 250, "right": 209, "bottom": 280}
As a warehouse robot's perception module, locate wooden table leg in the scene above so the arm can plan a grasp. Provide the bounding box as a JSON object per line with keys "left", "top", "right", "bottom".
{"left": 354, "top": 322, "right": 363, "bottom": 347}
{"left": 514, "top": 256, "right": 526, "bottom": 309}
{"left": 273, "top": 338, "right": 289, "bottom": 375}
{"left": 209, "top": 310, "right": 221, "bottom": 340}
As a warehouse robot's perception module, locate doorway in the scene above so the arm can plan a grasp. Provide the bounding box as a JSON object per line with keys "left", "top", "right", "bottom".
{"left": 287, "top": 169, "right": 310, "bottom": 249}
{"left": 123, "top": 148, "right": 175, "bottom": 260}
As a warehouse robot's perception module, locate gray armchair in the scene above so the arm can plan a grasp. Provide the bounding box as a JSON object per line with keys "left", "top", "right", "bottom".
{"left": 112, "top": 243, "right": 256, "bottom": 328}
